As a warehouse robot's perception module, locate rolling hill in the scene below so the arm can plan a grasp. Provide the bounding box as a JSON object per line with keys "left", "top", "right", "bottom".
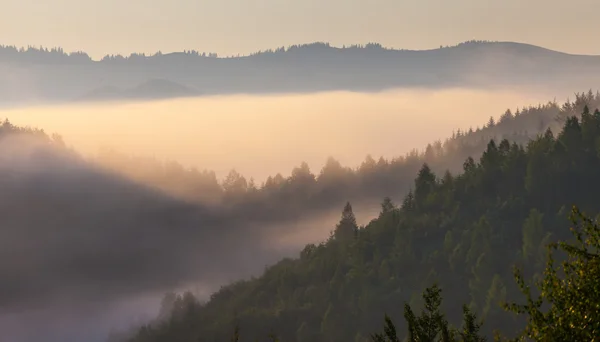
{"left": 1, "top": 41, "right": 600, "bottom": 104}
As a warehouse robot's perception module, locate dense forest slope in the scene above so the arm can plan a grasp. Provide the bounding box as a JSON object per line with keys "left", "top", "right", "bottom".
{"left": 3, "top": 91, "right": 595, "bottom": 316}
{"left": 1, "top": 91, "right": 599, "bottom": 342}
{"left": 120, "top": 102, "right": 600, "bottom": 341}
{"left": 97, "top": 91, "right": 600, "bottom": 228}
{"left": 1, "top": 41, "right": 600, "bottom": 103}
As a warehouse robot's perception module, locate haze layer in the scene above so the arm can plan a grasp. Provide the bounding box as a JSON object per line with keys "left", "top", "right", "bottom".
{"left": 4, "top": 88, "right": 560, "bottom": 183}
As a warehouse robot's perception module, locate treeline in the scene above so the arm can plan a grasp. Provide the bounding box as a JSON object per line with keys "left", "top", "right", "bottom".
{"left": 119, "top": 103, "right": 600, "bottom": 342}
{"left": 0, "top": 41, "right": 503, "bottom": 65}
{"left": 0, "top": 117, "right": 63, "bottom": 142}
{"left": 0, "top": 44, "right": 220, "bottom": 64}
{"left": 97, "top": 91, "right": 600, "bottom": 223}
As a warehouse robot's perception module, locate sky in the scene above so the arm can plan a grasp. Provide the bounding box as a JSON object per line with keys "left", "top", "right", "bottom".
{"left": 1, "top": 0, "right": 600, "bottom": 59}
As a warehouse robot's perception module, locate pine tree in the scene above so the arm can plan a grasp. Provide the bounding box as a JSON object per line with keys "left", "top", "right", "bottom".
{"left": 380, "top": 197, "right": 396, "bottom": 215}
{"left": 334, "top": 202, "right": 358, "bottom": 241}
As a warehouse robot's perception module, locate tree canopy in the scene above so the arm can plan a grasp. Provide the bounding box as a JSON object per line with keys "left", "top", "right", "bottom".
{"left": 119, "top": 102, "right": 600, "bottom": 342}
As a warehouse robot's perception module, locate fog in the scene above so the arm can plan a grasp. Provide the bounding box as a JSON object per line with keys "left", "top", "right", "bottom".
{"left": 0, "top": 87, "right": 573, "bottom": 342}
{"left": 4, "top": 87, "right": 561, "bottom": 183}
{"left": 0, "top": 127, "right": 379, "bottom": 342}
{"left": 0, "top": 133, "right": 357, "bottom": 342}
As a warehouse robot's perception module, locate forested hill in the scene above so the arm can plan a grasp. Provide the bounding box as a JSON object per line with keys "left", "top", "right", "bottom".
{"left": 1, "top": 41, "right": 600, "bottom": 103}
{"left": 98, "top": 91, "right": 600, "bottom": 225}
{"left": 121, "top": 104, "right": 600, "bottom": 342}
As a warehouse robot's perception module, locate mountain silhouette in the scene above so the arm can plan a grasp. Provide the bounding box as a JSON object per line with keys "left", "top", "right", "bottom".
{"left": 1, "top": 41, "right": 600, "bottom": 104}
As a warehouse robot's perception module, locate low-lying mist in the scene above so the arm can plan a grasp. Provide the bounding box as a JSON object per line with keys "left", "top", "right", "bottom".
{"left": 4, "top": 87, "right": 561, "bottom": 183}
{"left": 0, "top": 86, "right": 576, "bottom": 342}
{"left": 0, "top": 130, "right": 380, "bottom": 342}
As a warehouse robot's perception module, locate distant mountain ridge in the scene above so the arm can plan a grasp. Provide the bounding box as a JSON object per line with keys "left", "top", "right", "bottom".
{"left": 1, "top": 40, "right": 599, "bottom": 104}
{"left": 1, "top": 41, "right": 597, "bottom": 64}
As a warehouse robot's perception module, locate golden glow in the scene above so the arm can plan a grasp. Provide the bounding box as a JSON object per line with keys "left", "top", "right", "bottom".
{"left": 1, "top": 0, "right": 600, "bottom": 58}
{"left": 3, "top": 88, "right": 560, "bottom": 183}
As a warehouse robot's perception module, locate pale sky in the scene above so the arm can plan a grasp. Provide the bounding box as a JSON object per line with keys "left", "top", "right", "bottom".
{"left": 1, "top": 0, "right": 599, "bottom": 59}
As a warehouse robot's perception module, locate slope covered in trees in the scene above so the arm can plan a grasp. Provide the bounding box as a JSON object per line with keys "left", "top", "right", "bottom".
{"left": 98, "top": 91, "right": 600, "bottom": 226}
{"left": 121, "top": 104, "right": 600, "bottom": 342}
{"left": 372, "top": 204, "right": 600, "bottom": 342}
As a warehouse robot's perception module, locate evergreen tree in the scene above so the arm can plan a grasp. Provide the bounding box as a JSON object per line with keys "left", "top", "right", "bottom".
{"left": 334, "top": 202, "right": 358, "bottom": 241}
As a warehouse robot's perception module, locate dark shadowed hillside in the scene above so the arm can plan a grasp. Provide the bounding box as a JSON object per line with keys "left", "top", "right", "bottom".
{"left": 1, "top": 41, "right": 600, "bottom": 104}
{"left": 0, "top": 121, "right": 324, "bottom": 342}
{"left": 121, "top": 102, "right": 600, "bottom": 342}
{"left": 0, "top": 126, "right": 267, "bottom": 305}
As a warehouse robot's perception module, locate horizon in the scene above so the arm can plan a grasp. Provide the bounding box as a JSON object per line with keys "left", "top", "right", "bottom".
{"left": 1, "top": 39, "right": 599, "bottom": 62}
{"left": 2, "top": 0, "right": 600, "bottom": 60}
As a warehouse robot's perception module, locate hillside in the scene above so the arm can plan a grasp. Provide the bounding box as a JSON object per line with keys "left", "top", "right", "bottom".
{"left": 121, "top": 103, "right": 600, "bottom": 341}
{"left": 0, "top": 121, "right": 319, "bottom": 342}
{"left": 0, "top": 121, "right": 274, "bottom": 307}
{"left": 1, "top": 91, "right": 598, "bottom": 342}
{"left": 96, "top": 91, "right": 600, "bottom": 227}
{"left": 1, "top": 41, "right": 600, "bottom": 103}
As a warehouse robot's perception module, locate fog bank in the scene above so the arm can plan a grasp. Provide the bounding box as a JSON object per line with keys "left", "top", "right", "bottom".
{"left": 3, "top": 87, "right": 561, "bottom": 183}
{"left": 0, "top": 87, "right": 572, "bottom": 342}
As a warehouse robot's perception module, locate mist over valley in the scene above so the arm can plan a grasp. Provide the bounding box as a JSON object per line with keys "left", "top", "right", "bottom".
{"left": 0, "top": 36, "right": 600, "bottom": 342}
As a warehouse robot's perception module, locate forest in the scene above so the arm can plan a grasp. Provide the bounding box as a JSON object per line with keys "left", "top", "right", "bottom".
{"left": 112, "top": 94, "right": 600, "bottom": 342}
{"left": 1, "top": 91, "right": 599, "bottom": 342}
{"left": 97, "top": 92, "right": 600, "bottom": 225}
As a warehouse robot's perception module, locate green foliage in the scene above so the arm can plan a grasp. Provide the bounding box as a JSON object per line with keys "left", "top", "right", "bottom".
{"left": 503, "top": 207, "right": 600, "bottom": 341}
{"left": 372, "top": 285, "right": 485, "bottom": 342}
{"left": 403, "top": 284, "right": 452, "bottom": 342}
{"left": 371, "top": 315, "right": 400, "bottom": 342}
{"left": 96, "top": 92, "right": 600, "bottom": 216}
{"left": 333, "top": 202, "right": 358, "bottom": 242}
{"left": 123, "top": 97, "right": 600, "bottom": 342}
{"left": 457, "top": 306, "right": 486, "bottom": 342}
